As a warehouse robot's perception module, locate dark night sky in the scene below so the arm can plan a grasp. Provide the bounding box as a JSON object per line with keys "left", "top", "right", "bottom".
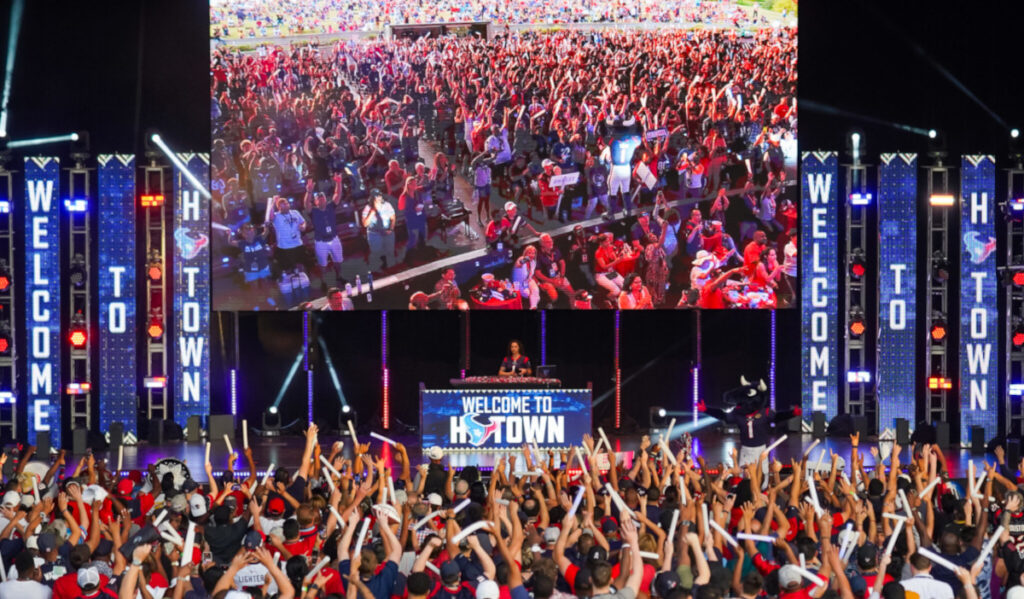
{"left": 3, "top": 1, "right": 1023, "bottom": 425}
{"left": 5, "top": 1, "right": 1023, "bottom": 156}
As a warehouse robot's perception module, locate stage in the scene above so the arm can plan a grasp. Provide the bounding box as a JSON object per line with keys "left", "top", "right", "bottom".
{"left": 89, "top": 429, "right": 992, "bottom": 482}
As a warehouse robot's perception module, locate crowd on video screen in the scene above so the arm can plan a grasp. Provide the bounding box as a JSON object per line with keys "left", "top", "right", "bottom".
{"left": 209, "top": 0, "right": 797, "bottom": 310}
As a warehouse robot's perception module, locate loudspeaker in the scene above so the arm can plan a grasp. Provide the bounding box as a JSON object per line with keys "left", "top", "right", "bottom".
{"left": 935, "top": 421, "right": 950, "bottom": 449}
{"left": 208, "top": 415, "right": 234, "bottom": 442}
{"left": 72, "top": 428, "right": 88, "bottom": 455}
{"left": 970, "top": 426, "right": 986, "bottom": 455}
{"left": 895, "top": 419, "right": 911, "bottom": 445}
{"left": 852, "top": 416, "right": 869, "bottom": 439}
{"left": 827, "top": 414, "right": 854, "bottom": 437}
{"left": 148, "top": 418, "right": 165, "bottom": 445}
{"left": 787, "top": 415, "right": 803, "bottom": 433}
{"left": 812, "top": 412, "right": 826, "bottom": 439}
{"left": 36, "top": 431, "right": 51, "bottom": 457}
{"left": 1009, "top": 439, "right": 1021, "bottom": 471}
{"left": 186, "top": 416, "right": 202, "bottom": 442}
{"left": 109, "top": 423, "right": 124, "bottom": 450}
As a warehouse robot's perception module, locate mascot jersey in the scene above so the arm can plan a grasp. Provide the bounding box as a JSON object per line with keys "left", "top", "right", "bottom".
{"left": 608, "top": 118, "right": 642, "bottom": 175}
{"left": 700, "top": 376, "right": 801, "bottom": 448}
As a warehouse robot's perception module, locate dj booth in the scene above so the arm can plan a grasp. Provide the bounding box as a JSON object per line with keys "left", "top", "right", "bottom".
{"left": 420, "top": 378, "right": 592, "bottom": 450}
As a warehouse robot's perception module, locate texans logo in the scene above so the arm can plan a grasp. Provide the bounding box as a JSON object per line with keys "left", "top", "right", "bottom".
{"left": 963, "top": 232, "right": 996, "bottom": 264}
{"left": 461, "top": 413, "right": 499, "bottom": 446}
{"left": 175, "top": 227, "right": 210, "bottom": 261}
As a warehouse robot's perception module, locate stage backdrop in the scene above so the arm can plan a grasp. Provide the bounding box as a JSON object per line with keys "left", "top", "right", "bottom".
{"left": 420, "top": 387, "right": 592, "bottom": 450}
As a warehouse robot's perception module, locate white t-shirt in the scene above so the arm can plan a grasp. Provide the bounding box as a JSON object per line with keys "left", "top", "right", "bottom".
{"left": 901, "top": 573, "right": 954, "bottom": 599}
{"left": 782, "top": 242, "right": 797, "bottom": 277}
{"left": 0, "top": 579, "right": 52, "bottom": 599}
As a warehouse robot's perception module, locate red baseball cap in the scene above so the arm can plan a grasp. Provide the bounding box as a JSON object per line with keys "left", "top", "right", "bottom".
{"left": 268, "top": 497, "right": 285, "bottom": 516}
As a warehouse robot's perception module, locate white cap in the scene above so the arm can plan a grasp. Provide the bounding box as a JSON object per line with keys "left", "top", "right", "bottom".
{"left": 190, "top": 494, "right": 208, "bottom": 517}
{"left": 77, "top": 566, "right": 101, "bottom": 589}
{"left": 503, "top": 201, "right": 517, "bottom": 213}
{"left": 477, "top": 580, "right": 500, "bottom": 599}
{"left": 1, "top": 491, "right": 20, "bottom": 508}
{"left": 426, "top": 446, "right": 444, "bottom": 461}
{"left": 427, "top": 493, "right": 443, "bottom": 507}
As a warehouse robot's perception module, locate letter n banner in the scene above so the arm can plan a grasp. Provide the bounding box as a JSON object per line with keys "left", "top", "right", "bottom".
{"left": 960, "top": 155, "right": 997, "bottom": 441}
{"left": 801, "top": 152, "right": 838, "bottom": 420}
{"left": 173, "top": 154, "right": 211, "bottom": 430}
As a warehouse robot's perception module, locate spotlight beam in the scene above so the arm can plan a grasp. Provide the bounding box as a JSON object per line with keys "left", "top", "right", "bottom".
{"left": 149, "top": 133, "right": 212, "bottom": 199}
{"left": 0, "top": 0, "right": 25, "bottom": 137}
{"left": 800, "top": 100, "right": 933, "bottom": 137}
{"left": 318, "top": 337, "right": 348, "bottom": 407}
{"left": 6, "top": 132, "right": 79, "bottom": 149}
{"left": 271, "top": 351, "right": 305, "bottom": 410}
{"left": 857, "top": 2, "right": 1007, "bottom": 129}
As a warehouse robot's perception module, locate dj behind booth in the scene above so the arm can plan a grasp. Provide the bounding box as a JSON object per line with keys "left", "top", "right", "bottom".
{"left": 419, "top": 349, "right": 592, "bottom": 450}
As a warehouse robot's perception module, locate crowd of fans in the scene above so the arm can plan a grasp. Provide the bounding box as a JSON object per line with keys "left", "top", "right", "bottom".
{"left": 210, "top": 0, "right": 786, "bottom": 38}
{"left": 0, "top": 426, "right": 1017, "bottom": 599}
{"left": 210, "top": 17, "right": 796, "bottom": 309}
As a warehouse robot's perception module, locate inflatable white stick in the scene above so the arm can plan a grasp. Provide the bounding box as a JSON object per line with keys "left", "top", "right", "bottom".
{"left": 884, "top": 520, "right": 904, "bottom": 557}
{"left": 370, "top": 432, "right": 398, "bottom": 446}
{"left": 604, "top": 483, "right": 634, "bottom": 519}
{"left": 453, "top": 499, "right": 471, "bottom": 514}
{"left": 793, "top": 566, "right": 827, "bottom": 588}
{"left": 153, "top": 509, "right": 169, "bottom": 527}
{"left": 180, "top": 521, "right": 196, "bottom": 567}
{"left": 353, "top": 518, "right": 371, "bottom": 555}
{"left": 425, "top": 562, "right": 440, "bottom": 575}
{"left": 899, "top": 489, "right": 913, "bottom": 519}
{"left": 765, "top": 435, "right": 788, "bottom": 455}
{"left": 205, "top": 442, "right": 211, "bottom": 465}
{"left": 31, "top": 476, "right": 40, "bottom": 504}
{"left": 243, "top": 420, "right": 249, "bottom": 450}
{"left": 118, "top": 446, "right": 124, "bottom": 473}
{"left": 319, "top": 455, "right": 341, "bottom": 478}
{"left": 882, "top": 513, "right": 907, "bottom": 521}
{"left": 806, "top": 472, "right": 824, "bottom": 517}
{"left": 736, "top": 533, "right": 775, "bottom": 544}
{"left": 701, "top": 502, "right": 710, "bottom": 538}
{"left": 598, "top": 427, "right": 612, "bottom": 454}
{"left": 921, "top": 477, "right": 942, "bottom": 501}
{"left": 262, "top": 463, "right": 276, "bottom": 487}
{"left": 329, "top": 506, "right": 344, "bottom": 529}
{"left": 567, "top": 486, "right": 586, "bottom": 519}
{"left": 412, "top": 511, "right": 441, "bottom": 531}
{"left": 305, "top": 557, "right": 330, "bottom": 582}
{"left": 917, "top": 547, "right": 959, "bottom": 573}
{"left": 387, "top": 476, "right": 397, "bottom": 507}
{"left": 452, "top": 521, "right": 489, "bottom": 545}
{"left": 347, "top": 421, "right": 359, "bottom": 446}
{"left": 574, "top": 447, "right": 588, "bottom": 474}
{"left": 660, "top": 439, "right": 677, "bottom": 465}
{"left": 666, "top": 509, "right": 680, "bottom": 542}
{"left": 224, "top": 434, "right": 233, "bottom": 457}
{"left": 803, "top": 439, "right": 821, "bottom": 458}
{"left": 974, "top": 472, "right": 988, "bottom": 496}
{"left": 666, "top": 418, "right": 676, "bottom": 441}
{"left": 709, "top": 520, "right": 738, "bottom": 548}
{"left": 974, "top": 525, "right": 1006, "bottom": 569}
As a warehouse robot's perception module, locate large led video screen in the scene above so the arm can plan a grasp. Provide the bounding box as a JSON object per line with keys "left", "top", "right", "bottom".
{"left": 210, "top": 1, "right": 798, "bottom": 310}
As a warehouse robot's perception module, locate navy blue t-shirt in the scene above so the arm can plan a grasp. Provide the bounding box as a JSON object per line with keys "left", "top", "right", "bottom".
{"left": 311, "top": 202, "right": 339, "bottom": 242}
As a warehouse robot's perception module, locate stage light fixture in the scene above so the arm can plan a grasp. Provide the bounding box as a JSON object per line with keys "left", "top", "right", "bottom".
{"left": 0, "top": 391, "right": 13, "bottom": 404}
{"left": 1011, "top": 383, "right": 1024, "bottom": 397}
{"left": 65, "top": 382, "right": 91, "bottom": 395}
{"left": 63, "top": 198, "right": 88, "bottom": 212}
{"left": 1013, "top": 326, "right": 1024, "bottom": 348}
{"left": 930, "top": 319, "right": 947, "bottom": 342}
{"left": 143, "top": 376, "right": 167, "bottom": 389}
{"left": 140, "top": 194, "right": 164, "bottom": 208}
{"left": 932, "top": 252, "right": 951, "bottom": 284}
{"left": 262, "top": 408, "right": 281, "bottom": 436}
{"left": 147, "top": 250, "right": 163, "bottom": 281}
{"left": 68, "top": 313, "right": 87, "bottom": 349}
{"left": 929, "top": 194, "right": 956, "bottom": 207}
{"left": 847, "top": 371, "right": 872, "bottom": 384}
{"left": 1014, "top": 270, "right": 1024, "bottom": 287}
{"left": 1013, "top": 129, "right": 1020, "bottom": 139}
{"left": 848, "top": 306, "right": 866, "bottom": 338}
{"left": 927, "top": 376, "right": 953, "bottom": 390}
{"left": 0, "top": 322, "right": 10, "bottom": 354}
{"left": 849, "top": 249, "right": 866, "bottom": 279}
{"left": 0, "top": 201, "right": 9, "bottom": 214}
{"left": 928, "top": 129, "right": 938, "bottom": 139}
{"left": 649, "top": 406, "right": 669, "bottom": 428}
{"left": 68, "top": 254, "right": 87, "bottom": 289}
{"left": 849, "top": 192, "right": 872, "bottom": 206}
{"left": 0, "top": 259, "right": 12, "bottom": 292}
{"left": 5, "top": 133, "right": 79, "bottom": 149}
{"left": 147, "top": 318, "right": 164, "bottom": 340}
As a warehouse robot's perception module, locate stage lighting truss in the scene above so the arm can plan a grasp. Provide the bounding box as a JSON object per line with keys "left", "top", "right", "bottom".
{"left": 1013, "top": 318, "right": 1024, "bottom": 348}
{"left": 147, "top": 249, "right": 163, "bottom": 282}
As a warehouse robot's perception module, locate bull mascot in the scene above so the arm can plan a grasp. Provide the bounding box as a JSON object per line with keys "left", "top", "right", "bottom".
{"left": 698, "top": 376, "right": 801, "bottom": 472}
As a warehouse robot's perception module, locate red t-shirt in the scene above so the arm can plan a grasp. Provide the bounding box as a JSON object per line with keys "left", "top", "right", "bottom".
{"left": 54, "top": 572, "right": 112, "bottom": 599}
{"left": 283, "top": 535, "right": 316, "bottom": 557}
